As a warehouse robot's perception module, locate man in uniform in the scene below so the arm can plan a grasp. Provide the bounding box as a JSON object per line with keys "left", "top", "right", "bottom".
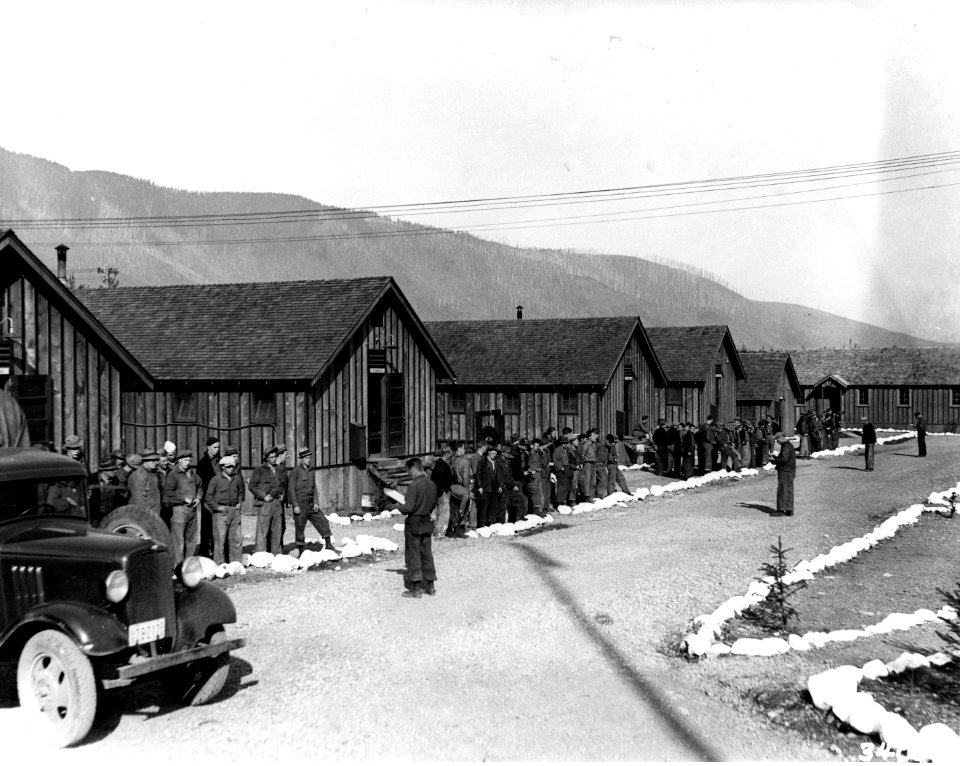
{"left": 400, "top": 457, "right": 438, "bottom": 598}
{"left": 771, "top": 432, "right": 796, "bottom": 516}
{"left": 204, "top": 453, "right": 245, "bottom": 565}
{"left": 287, "top": 448, "right": 339, "bottom": 554}
{"left": 163, "top": 449, "right": 202, "bottom": 565}
{"left": 128, "top": 449, "right": 163, "bottom": 515}
{"left": 861, "top": 416, "right": 877, "bottom": 471}
{"left": 249, "top": 446, "right": 284, "bottom": 554}
{"left": 915, "top": 411, "right": 927, "bottom": 457}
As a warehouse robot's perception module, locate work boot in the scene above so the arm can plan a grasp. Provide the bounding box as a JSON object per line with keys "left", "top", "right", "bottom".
{"left": 324, "top": 536, "right": 341, "bottom": 554}
{"left": 423, "top": 581, "right": 436, "bottom": 596}
{"left": 402, "top": 583, "right": 422, "bottom": 599}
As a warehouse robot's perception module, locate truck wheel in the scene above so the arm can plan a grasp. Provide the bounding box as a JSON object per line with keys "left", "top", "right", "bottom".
{"left": 99, "top": 504, "right": 171, "bottom": 547}
{"left": 160, "top": 627, "right": 230, "bottom": 706}
{"left": 17, "top": 630, "right": 97, "bottom": 748}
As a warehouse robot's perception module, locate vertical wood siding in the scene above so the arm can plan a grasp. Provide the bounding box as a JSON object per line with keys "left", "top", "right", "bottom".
{"left": 3, "top": 277, "right": 128, "bottom": 470}
{"left": 799, "top": 386, "right": 960, "bottom": 432}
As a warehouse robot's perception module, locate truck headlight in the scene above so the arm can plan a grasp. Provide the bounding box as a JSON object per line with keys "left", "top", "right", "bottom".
{"left": 105, "top": 570, "right": 129, "bottom": 603}
{"left": 179, "top": 556, "right": 203, "bottom": 588}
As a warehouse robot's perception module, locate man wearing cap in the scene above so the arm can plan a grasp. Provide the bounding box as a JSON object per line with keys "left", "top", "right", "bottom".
{"left": 158, "top": 441, "right": 177, "bottom": 479}
{"left": 652, "top": 419, "right": 670, "bottom": 477}
{"left": 473, "top": 444, "right": 501, "bottom": 528}
{"left": 250, "top": 446, "right": 284, "bottom": 554}
{"left": 771, "top": 432, "right": 797, "bottom": 516}
{"left": 196, "top": 437, "right": 221, "bottom": 557}
{"left": 287, "top": 448, "right": 339, "bottom": 554}
{"left": 400, "top": 457, "right": 438, "bottom": 598}
{"left": 274, "top": 445, "right": 290, "bottom": 549}
{"left": 501, "top": 435, "right": 526, "bottom": 523}
{"left": 523, "top": 438, "right": 546, "bottom": 516}
{"left": 163, "top": 450, "right": 202, "bottom": 565}
{"left": 861, "top": 416, "right": 877, "bottom": 471}
{"left": 128, "top": 449, "right": 163, "bottom": 515}
{"left": 204, "top": 454, "right": 245, "bottom": 565}
{"left": 121, "top": 452, "right": 141, "bottom": 490}
{"left": 62, "top": 434, "right": 87, "bottom": 472}
{"left": 110, "top": 450, "right": 129, "bottom": 490}
{"left": 915, "top": 411, "right": 927, "bottom": 457}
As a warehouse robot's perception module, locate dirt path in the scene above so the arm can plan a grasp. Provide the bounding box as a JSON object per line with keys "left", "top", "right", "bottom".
{"left": 2, "top": 435, "right": 956, "bottom": 761}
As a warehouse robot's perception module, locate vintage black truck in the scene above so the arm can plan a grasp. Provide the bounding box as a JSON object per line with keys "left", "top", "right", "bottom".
{"left": 0, "top": 447, "right": 245, "bottom": 746}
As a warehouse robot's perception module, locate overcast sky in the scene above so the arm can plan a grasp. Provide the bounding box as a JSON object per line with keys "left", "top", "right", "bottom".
{"left": 3, "top": 1, "right": 959, "bottom": 342}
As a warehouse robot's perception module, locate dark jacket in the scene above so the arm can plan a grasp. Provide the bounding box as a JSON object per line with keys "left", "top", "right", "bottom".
{"left": 204, "top": 471, "right": 246, "bottom": 512}
{"left": 249, "top": 463, "right": 283, "bottom": 505}
{"left": 128, "top": 466, "right": 162, "bottom": 514}
{"left": 773, "top": 441, "right": 797, "bottom": 476}
{"left": 474, "top": 456, "right": 500, "bottom": 494}
{"left": 287, "top": 465, "right": 316, "bottom": 509}
{"left": 402, "top": 474, "right": 438, "bottom": 535}
{"left": 197, "top": 451, "right": 220, "bottom": 495}
{"left": 861, "top": 423, "right": 877, "bottom": 444}
{"left": 431, "top": 458, "right": 455, "bottom": 494}
{"left": 163, "top": 465, "right": 201, "bottom": 508}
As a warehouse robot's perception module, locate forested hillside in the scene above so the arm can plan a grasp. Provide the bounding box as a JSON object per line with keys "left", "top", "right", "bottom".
{"left": 0, "top": 146, "right": 938, "bottom": 349}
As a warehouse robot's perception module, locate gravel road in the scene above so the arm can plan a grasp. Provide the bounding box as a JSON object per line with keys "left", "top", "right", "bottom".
{"left": 2, "top": 434, "right": 956, "bottom": 761}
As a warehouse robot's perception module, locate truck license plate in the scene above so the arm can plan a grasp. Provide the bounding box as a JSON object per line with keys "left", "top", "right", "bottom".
{"left": 128, "top": 618, "right": 165, "bottom": 646}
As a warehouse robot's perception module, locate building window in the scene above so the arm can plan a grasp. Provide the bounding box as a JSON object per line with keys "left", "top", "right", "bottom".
{"left": 951, "top": 387, "right": 960, "bottom": 407}
{"left": 665, "top": 385, "right": 683, "bottom": 407}
{"left": 898, "top": 387, "right": 910, "bottom": 407}
{"left": 503, "top": 392, "right": 521, "bottom": 414}
{"left": 857, "top": 388, "right": 869, "bottom": 406}
{"left": 449, "top": 391, "right": 466, "bottom": 413}
{"left": 251, "top": 392, "right": 277, "bottom": 425}
{"left": 173, "top": 392, "right": 197, "bottom": 423}
{"left": 559, "top": 392, "right": 578, "bottom": 415}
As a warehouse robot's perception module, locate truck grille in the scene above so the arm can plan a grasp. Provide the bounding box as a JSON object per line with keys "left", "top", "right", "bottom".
{"left": 124, "top": 549, "right": 176, "bottom": 650}
{"left": 10, "top": 565, "right": 45, "bottom": 610}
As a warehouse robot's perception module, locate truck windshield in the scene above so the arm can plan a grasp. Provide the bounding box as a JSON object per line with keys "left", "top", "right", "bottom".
{"left": 0, "top": 478, "right": 88, "bottom": 523}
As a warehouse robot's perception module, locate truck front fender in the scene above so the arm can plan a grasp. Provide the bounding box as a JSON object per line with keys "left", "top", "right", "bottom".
{"left": 173, "top": 582, "right": 238, "bottom": 651}
{"left": 0, "top": 601, "right": 128, "bottom": 659}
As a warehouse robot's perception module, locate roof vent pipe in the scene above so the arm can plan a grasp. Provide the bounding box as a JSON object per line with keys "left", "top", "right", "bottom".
{"left": 55, "top": 244, "right": 69, "bottom": 283}
{"left": 516, "top": 305, "right": 523, "bottom": 320}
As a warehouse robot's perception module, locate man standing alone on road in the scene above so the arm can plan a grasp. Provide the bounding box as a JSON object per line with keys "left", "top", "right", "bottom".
{"left": 771, "top": 432, "right": 796, "bottom": 516}
{"left": 861, "top": 416, "right": 877, "bottom": 471}
{"left": 400, "top": 457, "right": 438, "bottom": 598}
{"left": 915, "top": 411, "right": 927, "bottom": 457}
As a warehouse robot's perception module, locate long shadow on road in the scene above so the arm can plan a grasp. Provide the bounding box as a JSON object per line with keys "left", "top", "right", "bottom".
{"left": 515, "top": 543, "right": 722, "bottom": 762}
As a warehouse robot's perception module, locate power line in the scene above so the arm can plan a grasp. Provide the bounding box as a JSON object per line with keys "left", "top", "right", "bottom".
{"left": 4, "top": 150, "right": 960, "bottom": 230}
{"left": 26, "top": 177, "right": 960, "bottom": 247}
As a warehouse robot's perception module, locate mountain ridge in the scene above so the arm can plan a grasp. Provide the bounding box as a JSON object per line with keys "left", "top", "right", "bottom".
{"left": 0, "top": 145, "right": 946, "bottom": 350}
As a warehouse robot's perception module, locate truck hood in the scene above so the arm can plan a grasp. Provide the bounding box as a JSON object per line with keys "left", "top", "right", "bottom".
{"left": 0, "top": 519, "right": 156, "bottom": 565}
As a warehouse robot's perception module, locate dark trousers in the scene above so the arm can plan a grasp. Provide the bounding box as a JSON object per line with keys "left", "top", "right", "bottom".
{"left": 864, "top": 444, "right": 875, "bottom": 470}
{"left": 776, "top": 473, "right": 795, "bottom": 514}
{"left": 524, "top": 478, "right": 543, "bottom": 516}
{"left": 403, "top": 528, "right": 436, "bottom": 588}
{"left": 583, "top": 462, "right": 597, "bottom": 499}
{"left": 595, "top": 464, "right": 608, "bottom": 498}
{"left": 680, "top": 454, "right": 694, "bottom": 479}
{"left": 255, "top": 499, "right": 283, "bottom": 554}
{"left": 541, "top": 472, "right": 553, "bottom": 510}
{"left": 170, "top": 505, "right": 198, "bottom": 566}
{"left": 555, "top": 471, "right": 571, "bottom": 508}
{"left": 198, "top": 506, "right": 213, "bottom": 557}
{"left": 710, "top": 445, "right": 720, "bottom": 471}
{"left": 294, "top": 505, "right": 332, "bottom": 547}
{"left": 918, "top": 433, "right": 926, "bottom": 457}
{"left": 502, "top": 484, "right": 524, "bottom": 523}
{"left": 477, "top": 492, "right": 499, "bottom": 527}
{"left": 696, "top": 446, "right": 707, "bottom": 475}
{"left": 656, "top": 446, "right": 670, "bottom": 476}
{"left": 606, "top": 464, "right": 629, "bottom": 494}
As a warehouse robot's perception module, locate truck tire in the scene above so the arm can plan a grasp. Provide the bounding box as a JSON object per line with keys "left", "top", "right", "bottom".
{"left": 17, "top": 629, "right": 98, "bottom": 748}
{"left": 99, "top": 504, "right": 171, "bottom": 547}
{"left": 160, "top": 627, "right": 230, "bottom": 706}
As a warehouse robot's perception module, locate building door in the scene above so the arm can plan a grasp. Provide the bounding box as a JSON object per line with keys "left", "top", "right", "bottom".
{"left": 623, "top": 378, "right": 633, "bottom": 433}
{"left": 367, "top": 372, "right": 384, "bottom": 457}
{"left": 474, "top": 409, "right": 504, "bottom": 445}
{"left": 385, "top": 373, "right": 405, "bottom": 456}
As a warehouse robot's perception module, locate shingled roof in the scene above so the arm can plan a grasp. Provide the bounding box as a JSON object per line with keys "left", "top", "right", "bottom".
{"left": 738, "top": 351, "right": 801, "bottom": 400}
{"left": 79, "top": 277, "right": 453, "bottom": 382}
{"left": 425, "top": 316, "right": 665, "bottom": 388}
{"left": 790, "top": 347, "right": 960, "bottom": 387}
{"left": 645, "top": 325, "right": 745, "bottom": 383}
{"left": 1, "top": 231, "right": 153, "bottom": 388}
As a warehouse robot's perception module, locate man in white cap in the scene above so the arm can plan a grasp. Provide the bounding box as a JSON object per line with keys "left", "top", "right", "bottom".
{"left": 771, "top": 432, "right": 796, "bottom": 516}
{"left": 204, "top": 453, "right": 245, "bottom": 564}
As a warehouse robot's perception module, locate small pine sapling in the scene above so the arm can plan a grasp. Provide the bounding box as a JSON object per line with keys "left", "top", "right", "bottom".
{"left": 746, "top": 536, "right": 807, "bottom": 632}
{"left": 935, "top": 582, "right": 960, "bottom": 658}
